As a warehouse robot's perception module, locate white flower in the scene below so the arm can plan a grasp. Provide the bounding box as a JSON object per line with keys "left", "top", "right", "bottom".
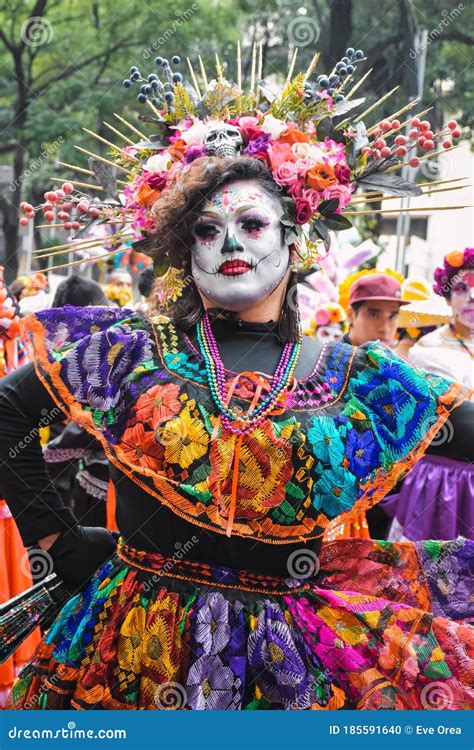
{"left": 291, "top": 142, "right": 311, "bottom": 159}
{"left": 260, "top": 114, "right": 286, "bottom": 139}
{"left": 180, "top": 119, "right": 213, "bottom": 145}
{"left": 146, "top": 152, "right": 172, "bottom": 173}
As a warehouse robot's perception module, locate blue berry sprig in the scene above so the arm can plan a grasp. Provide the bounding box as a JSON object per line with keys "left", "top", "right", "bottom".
{"left": 122, "top": 55, "right": 182, "bottom": 109}
{"left": 312, "top": 47, "right": 365, "bottom": 104}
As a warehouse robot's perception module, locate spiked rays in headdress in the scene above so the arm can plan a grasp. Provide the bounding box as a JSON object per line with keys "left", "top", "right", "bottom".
{"left": 19, "top": 42, "right": 469, "bottom": 284}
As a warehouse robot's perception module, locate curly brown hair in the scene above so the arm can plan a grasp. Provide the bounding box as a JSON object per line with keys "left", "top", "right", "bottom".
{"left": 150, "top": 155, "right": 300, "bottom": 341}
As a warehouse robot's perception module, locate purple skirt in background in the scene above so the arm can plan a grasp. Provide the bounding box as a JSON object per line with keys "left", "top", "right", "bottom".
{"left": 381, "top": 455, "right": 474, "bottom": 541}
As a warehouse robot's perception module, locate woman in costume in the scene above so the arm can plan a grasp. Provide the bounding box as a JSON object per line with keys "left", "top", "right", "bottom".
{"left": 409, "top": 248, "right": 474, "bottom": 388}
{"left": 383, "top": 250, "right": 474, "bottom": 542}
{"left": 0, "top": 268, "right": 40, "bottom": 706}
{"left": 303, "top": 302, "right": 347, "bottom": 343}
{"left": 0, "top": 48, "right": 473, "bottom": 711}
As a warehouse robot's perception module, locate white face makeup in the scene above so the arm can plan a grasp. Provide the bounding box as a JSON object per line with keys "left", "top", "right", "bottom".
{"left": 315, "top": 324, "right": 344, "bottom": 343}
{"left": 450, "top": 270, "right": 474, "bottom": 331}
{"left": 191, "top": 179, "right": 290, "bottom": 311}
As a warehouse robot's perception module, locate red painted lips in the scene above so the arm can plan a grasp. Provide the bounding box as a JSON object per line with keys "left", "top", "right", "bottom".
{"left": 218, "top": 259, "right": 253, "bottom": 276}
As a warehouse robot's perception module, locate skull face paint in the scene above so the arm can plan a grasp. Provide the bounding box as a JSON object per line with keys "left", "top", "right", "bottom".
{"left": 450, "top": 270, "right": 474, "bottom": 331}
{"left": 191, "top": 179, "right": 291, "bottom": 311}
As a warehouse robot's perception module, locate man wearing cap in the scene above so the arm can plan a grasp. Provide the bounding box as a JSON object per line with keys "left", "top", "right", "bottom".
{"left": 343, "top": 273, "right": 407, "bottom": 347}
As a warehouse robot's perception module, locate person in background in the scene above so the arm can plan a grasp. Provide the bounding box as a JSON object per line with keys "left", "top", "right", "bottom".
{"left": 409, "top": 247, "right": 474, "bottom": 389}
{"left": 103, "top": 269, "right": 133, "bottom": 307}
{"left": 52, "top": 275, "right": 108, "bottom": 308}
{"left": 0, "top": 267, "right": 39, "bottom": 706}
{"left": 342, "top": 272, "right": 408, "bottom": 347}
{"left": 303, "top": 301, "right": 347, "bottom": 343}
{"left": 380, "top": 248, "right": 474, "bottom": 544}
{"left": 339, "top": 272, "right": 408, "bottom": 540}
{"left": 135, "top": 267, "right": 156, "bottom": 314}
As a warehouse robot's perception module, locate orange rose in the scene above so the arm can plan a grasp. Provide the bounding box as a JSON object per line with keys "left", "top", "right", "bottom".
{"left": 305, "top": 163, "right": 337, "bottom": 190}
{"left": 278, "top": 123, "right": 311, "bottom": 146}
{"left": 137, "top": 183, "right": 160, "bottom": 207}
{"left": 167, "top": 138, "right": 187, "bottom": 160}
{"left": 445, "top": 250, "right": 465, "bottom": 268}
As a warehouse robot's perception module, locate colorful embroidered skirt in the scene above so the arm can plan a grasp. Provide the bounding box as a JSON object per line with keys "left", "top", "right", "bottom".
{"left": 7, "top": 538, "right": 474, "bottom": 710}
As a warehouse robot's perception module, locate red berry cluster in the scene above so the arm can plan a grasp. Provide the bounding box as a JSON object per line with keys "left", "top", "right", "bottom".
{"left": 19, "top": 182, "right": 101, "bottom": 230}
{"left": 361, "top": 117, "right": 461, "bottom": 168}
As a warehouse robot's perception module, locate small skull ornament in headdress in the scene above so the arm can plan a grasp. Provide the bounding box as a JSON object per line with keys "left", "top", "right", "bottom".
{"left": 204, "top": 123, "right": 243, "bottom": 158}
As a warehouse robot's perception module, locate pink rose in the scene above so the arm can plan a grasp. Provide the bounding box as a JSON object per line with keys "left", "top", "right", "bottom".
{"left": 267, "top": 141, "right": 297, "bottom": 170}
{"left": 294, "top": 198, "right": 312, "bottom": 224}
{"left": 288, "top": 180, "right": 306, "bottom": 199}
{"left": 144, "top": 171, "right": 167, "bottom": 190}
{"left": 236, "top": 116, "right": 263, "bottom": 142}
{"left": 301, "top": 188, "right": 322, "bottom": 213}
{"left": 274, "top": 161, "right": 299, "bottom": 187}
{"left": 335, "top": 164, "right": 351, "bottom": 184}
{"left": 322, "top": 184, "right": 353, "bottom": 212}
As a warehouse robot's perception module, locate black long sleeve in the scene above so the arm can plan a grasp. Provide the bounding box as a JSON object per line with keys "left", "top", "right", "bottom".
{"left": 0, "top": 362, "right": 78, "bottom": 546}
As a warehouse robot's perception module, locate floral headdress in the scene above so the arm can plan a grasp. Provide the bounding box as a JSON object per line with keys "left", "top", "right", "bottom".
{"left": 20, "top": 43, "right": 465, "bottom": 296}
{"left": 433, "top": 247, "right": 474, "bottom": 297}
{"left": 303, "top": 302, "right": 347, "bottom": 338}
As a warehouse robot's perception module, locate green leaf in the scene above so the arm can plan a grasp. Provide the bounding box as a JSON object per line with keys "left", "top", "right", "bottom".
{"left": 312, "top": 218, "right": 330, "bottom": 245}
{"left": 318, "top": 198, "right": 340, "bottom": 216}
{"left": 322, "top": 213, "right": 353, "bottom": 230}
{"left": 315, "top": 116, "right": 334, "bottom": 140}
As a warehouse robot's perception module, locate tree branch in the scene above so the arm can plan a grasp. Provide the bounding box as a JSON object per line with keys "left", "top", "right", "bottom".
{"left": 31, "top": 37, "right": 142, "bottom": 96}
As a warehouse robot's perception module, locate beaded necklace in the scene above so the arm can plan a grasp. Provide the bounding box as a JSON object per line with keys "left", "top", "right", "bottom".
{"left": 449, "top": 323, "right": 474, "bottom": 359}
{"left": 197, "top": 312, "right": 302, "bottom": 435}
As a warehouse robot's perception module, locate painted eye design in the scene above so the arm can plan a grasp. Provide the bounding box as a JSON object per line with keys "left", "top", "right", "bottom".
{"left": 194, "top": 222, "right": 219, "bottom": 239}
{"left": 240, "top": 217, "right": 268, "bottom": 233}
{"left": 452, "top": 282, "right": 468, "bottom": 294}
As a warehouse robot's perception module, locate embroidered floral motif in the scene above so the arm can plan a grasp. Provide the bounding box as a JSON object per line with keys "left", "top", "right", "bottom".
{"left": 7, "top": 539, "right": 474, "bottom": 710}
{"left": 23, "top": 308, "right": 468, "bottom": 543}
{"left": 209, "top": 419, "right": 293, "bottom": 521}
{"left": 195, "top": 593, "right": 231, "bottom": 656}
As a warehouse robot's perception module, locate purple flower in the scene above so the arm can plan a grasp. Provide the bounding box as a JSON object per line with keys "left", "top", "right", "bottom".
{"left": 63, "top": 325, "right": 153, "bottom": 412}
{"left": 195, "top": 592, "right": 231, "bottom": 655}
{"left": 345, "top": 429, "right": 381, "bottom": 477}
{"left": 184, "top": 145, "right": 205, "bottom": 164}
{"left": 186, "top": 655, "right": 241, "bottom": 710}
{"left": 243, "top": 133, "right": 271, "bottom": 156}
{"left": 248, "top": 602, "right": 315, "bottom": 709}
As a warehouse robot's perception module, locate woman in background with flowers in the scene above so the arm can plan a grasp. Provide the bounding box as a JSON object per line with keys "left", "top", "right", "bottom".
{"left": 409, "top": 248, "right": 474, "bottom": 389}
